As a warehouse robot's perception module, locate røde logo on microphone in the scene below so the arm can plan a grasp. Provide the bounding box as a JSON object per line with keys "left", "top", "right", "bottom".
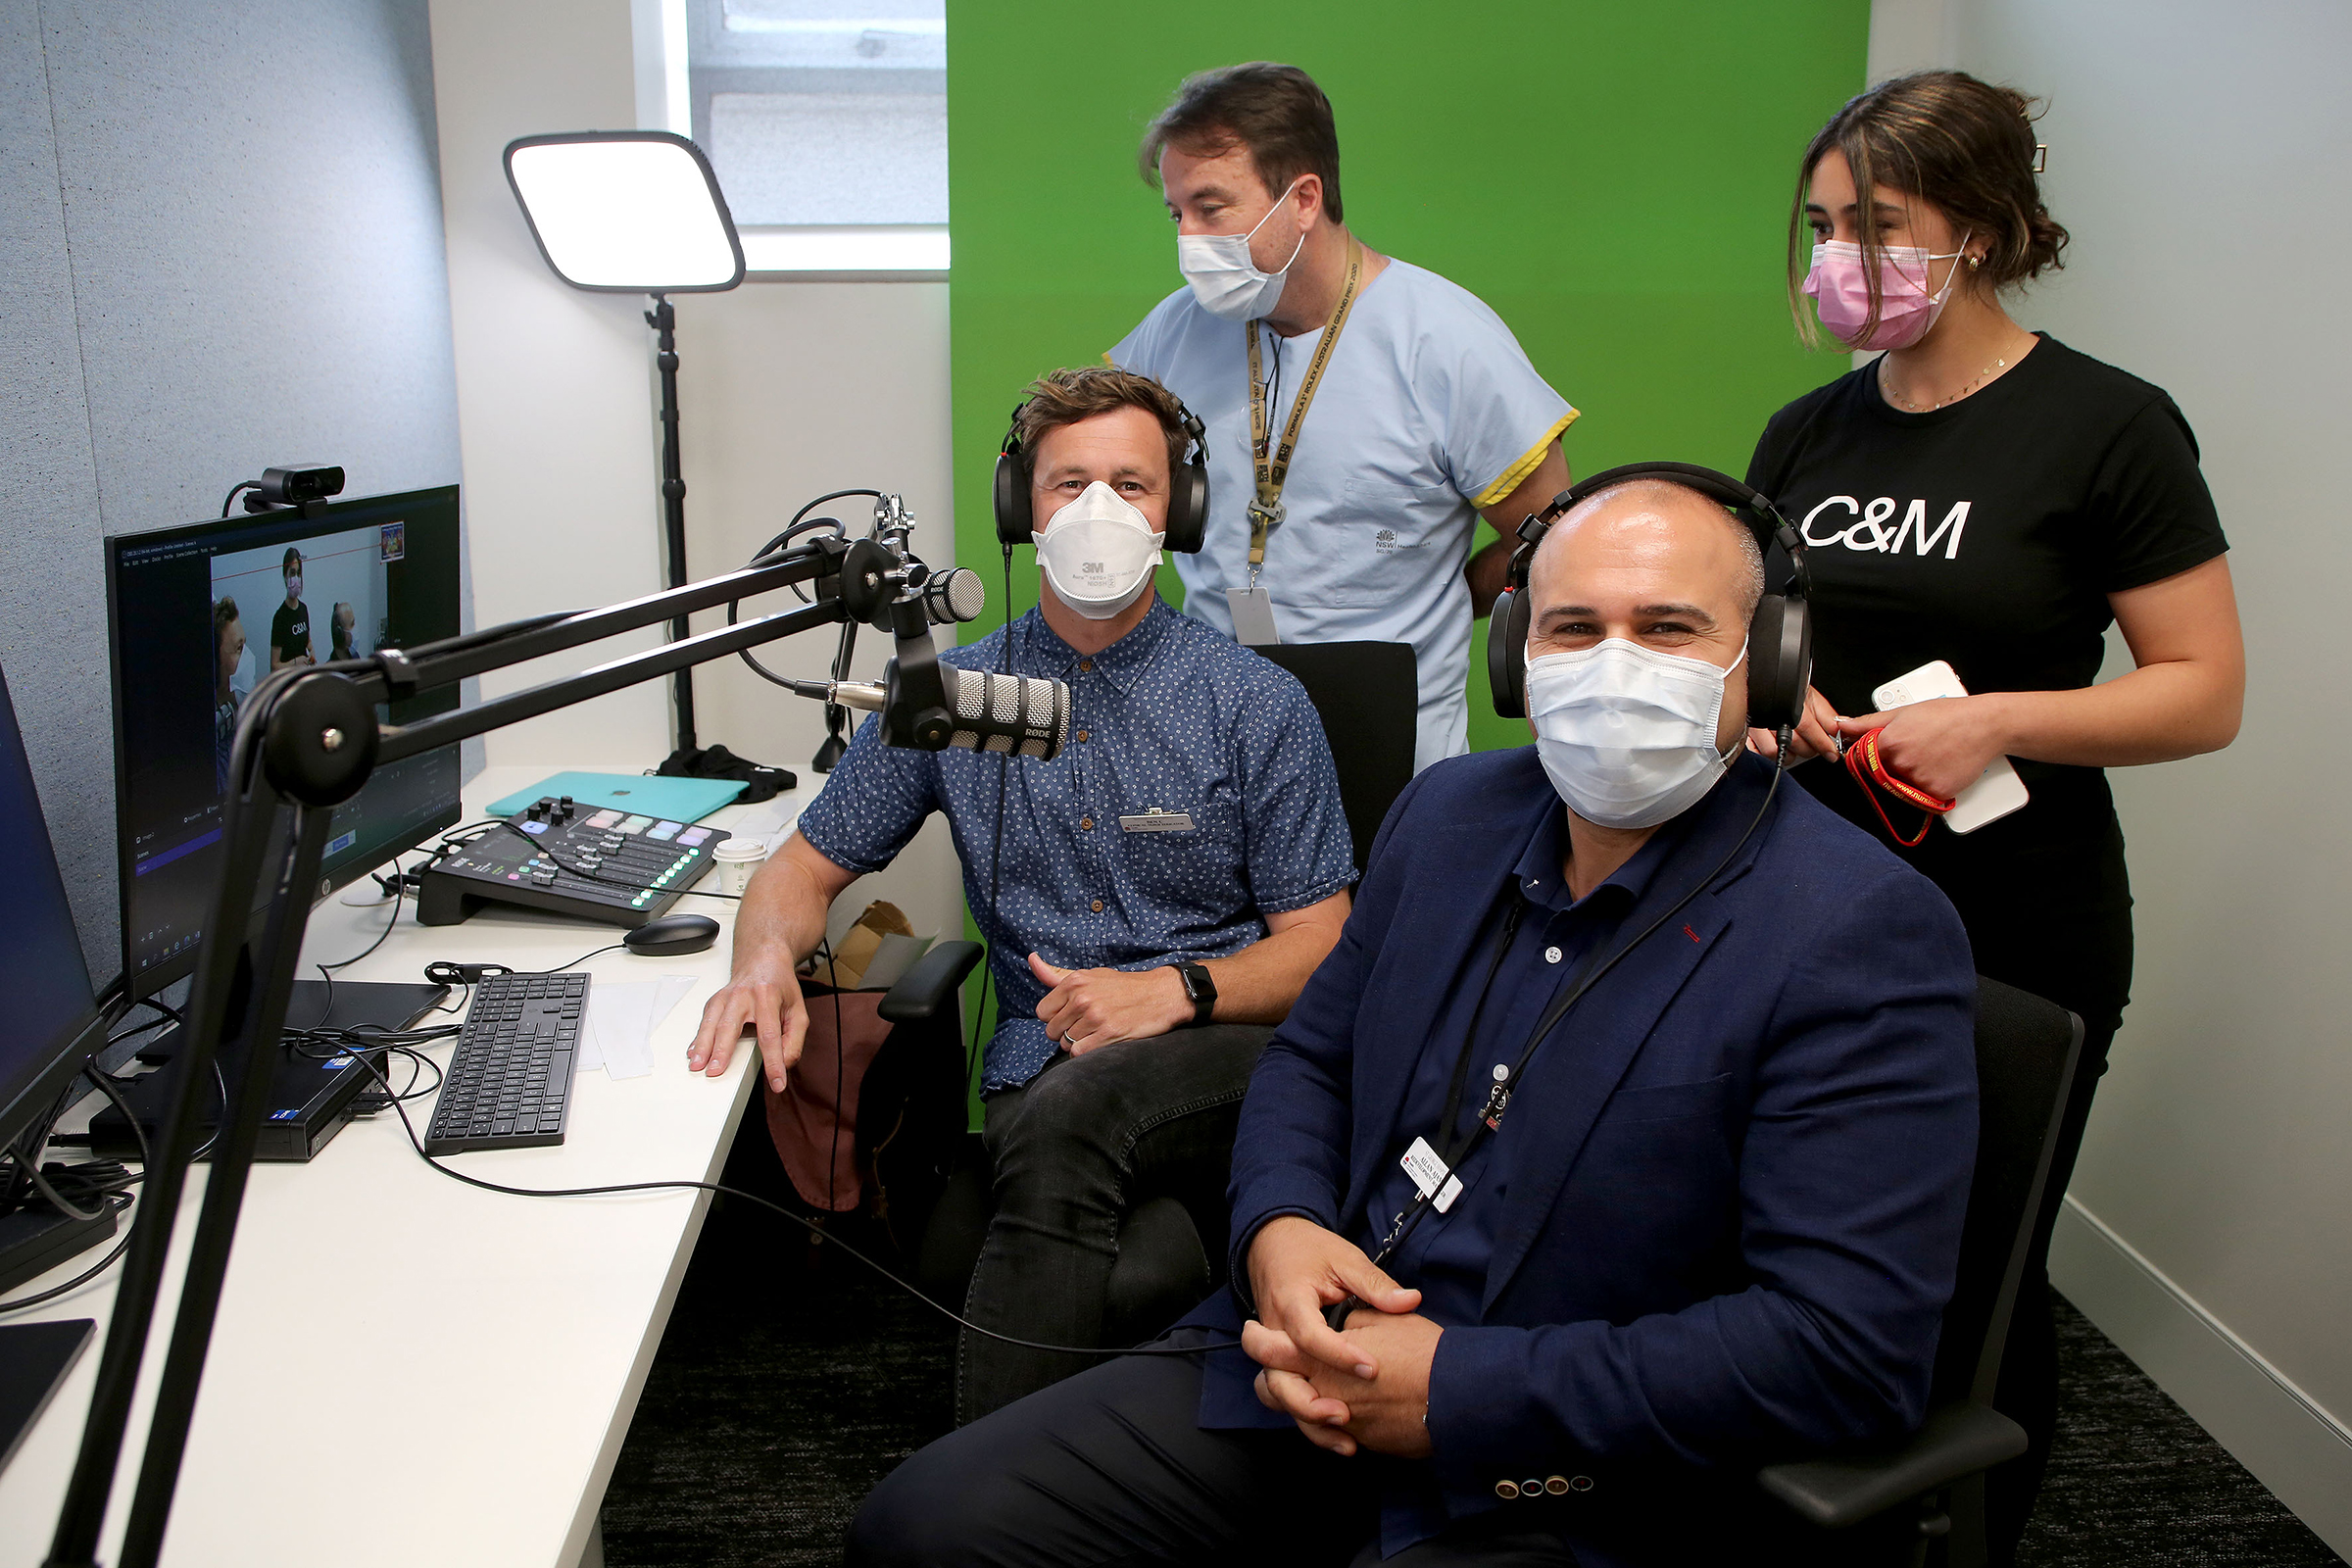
{"left": 1801, "top": 495, "right": 1973, "bottom": 559}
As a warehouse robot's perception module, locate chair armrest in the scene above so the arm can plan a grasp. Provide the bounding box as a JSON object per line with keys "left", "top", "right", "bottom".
{"left": 877, "top": 941, "right": 984, "bottom": 1023}
{"left": 1756, "top": 1400, "right": 2027, "bottom": 1530}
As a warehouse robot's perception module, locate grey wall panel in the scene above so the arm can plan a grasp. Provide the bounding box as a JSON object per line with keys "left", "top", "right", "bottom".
{"left": 0, "top": 0, "right": 465, "bottom": 991}
{"left": 0, "top": 2, "right": 115, "bottom": 976}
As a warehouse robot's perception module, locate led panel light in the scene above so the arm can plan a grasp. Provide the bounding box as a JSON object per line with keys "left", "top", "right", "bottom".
{"left": 504, "top": 131, "right": 746, "bottom": 293}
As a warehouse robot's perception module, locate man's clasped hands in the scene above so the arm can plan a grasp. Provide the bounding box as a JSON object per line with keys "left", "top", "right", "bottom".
{"left": 1243, "top": 1214, "right": 1443, "bottom": 1459}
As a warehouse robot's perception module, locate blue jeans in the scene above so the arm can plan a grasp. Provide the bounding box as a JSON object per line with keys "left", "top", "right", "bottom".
{"left": 955, "top": 1024, "right": 1273, "bottom": 1425}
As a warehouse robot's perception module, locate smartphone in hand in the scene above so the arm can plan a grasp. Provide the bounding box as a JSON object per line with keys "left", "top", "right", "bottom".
{"left": 1870, "top": 661, "right": 2031, "bottom": 834}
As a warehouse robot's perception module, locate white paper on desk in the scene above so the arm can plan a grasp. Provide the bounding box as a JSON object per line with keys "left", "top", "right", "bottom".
{"left": 581, "top": 976, "right": 699, "bottom": 1080}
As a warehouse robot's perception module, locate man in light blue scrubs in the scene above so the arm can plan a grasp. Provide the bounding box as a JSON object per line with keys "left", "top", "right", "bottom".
{"left": 1110, "top": 62, "right": 1579, "bottom": 771}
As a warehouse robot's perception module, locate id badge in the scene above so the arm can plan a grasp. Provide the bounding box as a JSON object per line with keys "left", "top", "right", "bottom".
{"left": 1401, "top": 1136, "right": 1463, "bottom": 1213}
{"left": 1225, "top": 586, "right": 1280, "bottom": 646}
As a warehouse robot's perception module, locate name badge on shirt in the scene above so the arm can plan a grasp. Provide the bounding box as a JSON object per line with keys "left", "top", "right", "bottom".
{"left": 1225, "top": 586, "right": 1280, "bottom": 646}
{"left": 1118, "top": 808, "right": 1196, "bottom": 833}
{"left": 1401, "top": 1136, "right": 1463, "bottom": 1213}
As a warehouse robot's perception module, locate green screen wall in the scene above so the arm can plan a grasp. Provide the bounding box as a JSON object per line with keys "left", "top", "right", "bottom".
{"left": 944, "top": 0, "right": 1867, "bottom": 1052}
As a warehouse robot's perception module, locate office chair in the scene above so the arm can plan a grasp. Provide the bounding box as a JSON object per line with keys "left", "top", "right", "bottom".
{"left": 1252, "top": 641, "right": 1418, "bottom": 873}
{"left": 1757, "top": 976, "right": 2085, "bottom": 1568}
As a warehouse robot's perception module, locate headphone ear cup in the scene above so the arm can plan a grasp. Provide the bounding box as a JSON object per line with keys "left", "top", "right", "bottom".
{"left": 1488, "top": 585, "right": 1535, "bottom": 718}
{"left": 1744, "top": 593, "right": 1813, "bottom": 732}
{"left": 1164, "top": 459, "right": 1208, "bottom": 554}
{"left": 993, "top": 450, "right": 1031, "bottom": 549}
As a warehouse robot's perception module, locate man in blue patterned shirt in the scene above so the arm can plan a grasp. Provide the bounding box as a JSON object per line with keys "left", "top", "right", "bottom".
{"left": 688, "top": 368, "right": 1358, "bottom": 1421}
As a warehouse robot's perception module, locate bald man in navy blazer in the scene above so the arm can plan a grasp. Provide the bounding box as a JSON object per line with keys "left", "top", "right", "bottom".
{"left": 852, "top": 478, "right": 1979, "bottom": 1568}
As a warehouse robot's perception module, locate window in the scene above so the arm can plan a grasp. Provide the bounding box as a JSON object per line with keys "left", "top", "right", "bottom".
{"left": 670, "top": 0, "right": 949, "bottom": 275}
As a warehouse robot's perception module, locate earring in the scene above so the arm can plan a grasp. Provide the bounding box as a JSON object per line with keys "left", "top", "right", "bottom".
{"left": 1966, "top": 253, "right": 1982, "bottom": 270}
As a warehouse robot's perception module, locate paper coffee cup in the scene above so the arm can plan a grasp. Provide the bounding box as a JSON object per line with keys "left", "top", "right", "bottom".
{"left": 712, "top": 836, "right": 769, "bottom": 897}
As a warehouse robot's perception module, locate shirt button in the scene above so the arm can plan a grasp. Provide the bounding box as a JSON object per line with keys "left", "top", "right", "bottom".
{"left": 1078, "top": 659, "right": 1094, "bottom": 672}
{"left": 1076, "top": 728, "right": 1090, "bottom": 743}
{"left": 1544, "top": 946, "right": 1563, "bottom": 964}
{"left": 1494, "top": 1480, "right": 1521, "bottom": 1500}
{"left": 1080, "top": 816, "right": 1095, "bottom": 830}
{"left": 1090, "top": 899, "right": 1103, "bottom": 913}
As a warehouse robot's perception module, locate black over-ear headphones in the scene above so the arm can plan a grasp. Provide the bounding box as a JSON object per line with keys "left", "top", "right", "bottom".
{"left": 1487, "top": 461, "right": 1812, "bottom": 732}
{"left": 993, "top": 398, "right": 1211, "bottom": 554}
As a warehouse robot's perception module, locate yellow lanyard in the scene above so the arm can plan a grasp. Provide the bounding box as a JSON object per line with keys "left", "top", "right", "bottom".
{"left": 1245, "top": 235, "right": 1364, "bottom": 587}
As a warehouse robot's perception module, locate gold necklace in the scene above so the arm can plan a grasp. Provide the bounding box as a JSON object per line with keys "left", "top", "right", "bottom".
{"left": 1884, "top": 351, "right": 2013, "bottom": 413}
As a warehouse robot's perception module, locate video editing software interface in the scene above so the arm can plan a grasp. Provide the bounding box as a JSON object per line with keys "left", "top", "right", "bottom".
{"left": 108, "top": 487, "right": 465, "bottom": 998}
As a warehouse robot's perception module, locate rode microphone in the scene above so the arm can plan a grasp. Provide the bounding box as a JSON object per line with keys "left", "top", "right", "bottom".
{"left": 784, "top": 664, "right": 1069, "bottom": 761}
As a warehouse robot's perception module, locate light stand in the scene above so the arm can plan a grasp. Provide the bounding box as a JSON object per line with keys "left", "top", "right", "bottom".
{"left": 647, "top": 294, "right": 696, "bottom": 752}
{"left": 502, "top": 130, "right": 793, "bottom": 791}
{"left": 44, "top": 527, "right": 959, "bottom": 1568}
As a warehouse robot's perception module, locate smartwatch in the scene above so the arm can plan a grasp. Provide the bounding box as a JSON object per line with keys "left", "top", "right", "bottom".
{"left": 1173, "top": 960, "right": 1217, "bottom": 1027}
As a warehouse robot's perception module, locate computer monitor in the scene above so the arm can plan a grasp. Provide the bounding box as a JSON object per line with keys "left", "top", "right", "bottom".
{"left": 0, "top": 662, "right": 108, "bottom": 1162}
{"left": 105, "top": 486, "right": 466, "bottom": 1003}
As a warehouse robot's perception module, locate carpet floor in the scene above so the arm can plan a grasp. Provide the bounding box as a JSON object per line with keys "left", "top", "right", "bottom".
{"left": 604, "top": 1197, "right": 2342, "bottom": 1568}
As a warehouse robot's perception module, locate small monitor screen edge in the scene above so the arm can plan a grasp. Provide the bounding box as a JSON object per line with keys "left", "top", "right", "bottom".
{"left": 105, "top": 486, "right": 467, "bottom": 1005}
{"left": 0, "top": 664, "right": 110, "bottom": 1157}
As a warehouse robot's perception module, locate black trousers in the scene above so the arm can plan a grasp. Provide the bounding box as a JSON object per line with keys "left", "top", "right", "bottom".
{"left": 956, "top": 1026, "right": 1274, "bottom": 1425}
{"left": 858, "top": 1328, "right": 1915, "bottom": 1568}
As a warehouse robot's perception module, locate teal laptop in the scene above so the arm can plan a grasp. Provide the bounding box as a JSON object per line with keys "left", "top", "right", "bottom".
{"left": 484, "top": 771, "right": 746, "bottom": 823}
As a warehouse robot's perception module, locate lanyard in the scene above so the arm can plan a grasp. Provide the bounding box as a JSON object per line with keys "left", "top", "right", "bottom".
{"left": 1434, "top": 899, "right": 1527, "bottom": 1166}
{"left": 1244, "top": 234, "right": 1364, "bottom": 589}
{"left": 1366, "top": 888, "right": 1609, "bottom": 1272}
{"left": 1842, "top": 726, "right": 1954, "bottom": 847}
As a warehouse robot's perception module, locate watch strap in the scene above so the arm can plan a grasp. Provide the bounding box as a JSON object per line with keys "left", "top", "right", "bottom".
{"left": 1176, "top": 960, "right": 1217, "bottom": 1027}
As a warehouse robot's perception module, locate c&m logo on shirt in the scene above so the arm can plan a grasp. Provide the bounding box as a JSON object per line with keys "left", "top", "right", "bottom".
{"left": 1801, "top": 496, "right": 1972, "bottom": 560}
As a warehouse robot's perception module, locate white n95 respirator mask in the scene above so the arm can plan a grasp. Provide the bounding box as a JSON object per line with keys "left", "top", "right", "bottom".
{"left": 1525, "top": 639, "right": 1744, "bottom": 830}
{"left": 1176, "top": 178, "right": 1305, "bottom": 321}
{"left": 1034, "top": 482, "right": 1164, "bottom": 620}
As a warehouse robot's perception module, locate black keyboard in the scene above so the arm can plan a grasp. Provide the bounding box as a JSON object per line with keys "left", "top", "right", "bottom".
{"left": 424, "top": 972, "right": 590, "bottom": 1154}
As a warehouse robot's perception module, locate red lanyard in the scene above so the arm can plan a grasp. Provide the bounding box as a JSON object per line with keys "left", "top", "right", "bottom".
{"left": 1842, "top": 727, "right": 1955, "bottom": 847}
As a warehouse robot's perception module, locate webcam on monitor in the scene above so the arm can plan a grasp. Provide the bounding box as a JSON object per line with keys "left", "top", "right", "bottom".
{"left": 239, "top": 463, "right": 346, "bottom": 517}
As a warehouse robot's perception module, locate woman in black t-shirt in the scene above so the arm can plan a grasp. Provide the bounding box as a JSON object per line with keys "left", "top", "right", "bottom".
{"left": 1746, "top": 71, "right": 2243, "bottom": 1554}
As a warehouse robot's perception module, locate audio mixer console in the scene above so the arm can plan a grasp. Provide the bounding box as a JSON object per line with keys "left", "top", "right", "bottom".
{"left": 415, "top": 795, "right": 734, "bottom": 928}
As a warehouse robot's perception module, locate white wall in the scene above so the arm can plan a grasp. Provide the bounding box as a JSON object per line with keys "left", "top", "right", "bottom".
{"left": 1871, "top": 0, "right": 2352, "bottom": 1548}
{"left": 428, "top": 0, "right": 670, "bottom": 768}
{"left": 427, "top": 0, "right": 964, "bottom": 947}
{"left": 673, "top": 280, "right": 965, "bottom": 948}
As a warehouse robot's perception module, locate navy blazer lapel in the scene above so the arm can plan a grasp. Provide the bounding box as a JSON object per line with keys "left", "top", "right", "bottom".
{"left": 1342, "top": 815, "right": 1534, "bottom": 1232}
{"left": 1478, "top": 760, "right": 1782, "bottom": 1313}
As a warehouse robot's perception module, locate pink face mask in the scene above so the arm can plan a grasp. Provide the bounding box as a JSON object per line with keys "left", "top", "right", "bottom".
{"left": 1802, "top": 237, "right": 1968, "bottom": 351}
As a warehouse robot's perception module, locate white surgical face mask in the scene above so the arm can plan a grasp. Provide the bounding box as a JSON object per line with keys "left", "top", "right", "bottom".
{"left": 285, "top": 574, "right": 304, "bottom": 600}
{"left": 1034, "top": 481, "right": 1165, "bottom": 620}
{"left": 1525, "top": 639, "right": 1744, "bottom": 830}
{"left": 1176, "top": 178, "right": 1306, "bottom": 321}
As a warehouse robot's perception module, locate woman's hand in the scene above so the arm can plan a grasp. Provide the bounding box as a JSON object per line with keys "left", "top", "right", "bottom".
{"left": 1747, "top": 685, "right": 1843, "bottom": 763}
{"left": 1836, "top": 695, "right": 2012, "bottom": 800}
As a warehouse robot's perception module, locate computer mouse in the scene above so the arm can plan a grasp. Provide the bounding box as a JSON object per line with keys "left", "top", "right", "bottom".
{"left": 623, "top": 912, "right": 720, "bottom": 956}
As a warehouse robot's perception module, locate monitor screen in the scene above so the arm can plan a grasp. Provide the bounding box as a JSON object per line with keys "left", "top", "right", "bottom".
{"left": 0, "top": 662, "right": 105, "bottom": 1153}
{"left": 106, "top": 486, "right": 466, "bottom": 1002}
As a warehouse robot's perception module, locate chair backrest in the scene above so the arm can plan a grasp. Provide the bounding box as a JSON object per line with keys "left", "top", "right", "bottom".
{"left": 1253, "top": 641, "right": 1417, "bottom": 875}
{"left": 1936, "top": 977, "right": 2084, "bottom": 1407}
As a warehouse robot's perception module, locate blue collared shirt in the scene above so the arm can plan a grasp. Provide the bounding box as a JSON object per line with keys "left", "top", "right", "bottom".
{"left": 794, "top": 598, "right": 1357, "bottom": 1091}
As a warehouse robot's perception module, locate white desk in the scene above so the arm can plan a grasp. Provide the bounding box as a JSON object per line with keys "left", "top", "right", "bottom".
{"left": 0, "top": 766, "right": 801, "bottom": 1568}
